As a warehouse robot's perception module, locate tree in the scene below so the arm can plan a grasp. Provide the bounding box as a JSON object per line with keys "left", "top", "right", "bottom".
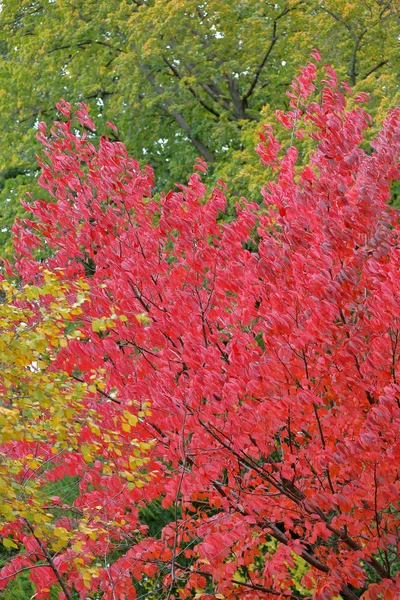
{"left": 1, "top": 0, "right": 399, "bottom": 257}
{"left": 6, "top": 55, "right": 400, "bottom": 599}
{"left": 0, "top": 275, "right": 154, "bottom": 599}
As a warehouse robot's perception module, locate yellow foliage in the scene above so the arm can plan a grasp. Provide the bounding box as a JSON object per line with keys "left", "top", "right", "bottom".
{"left": 0, "top": 273, "right": 154, "bottom": 564}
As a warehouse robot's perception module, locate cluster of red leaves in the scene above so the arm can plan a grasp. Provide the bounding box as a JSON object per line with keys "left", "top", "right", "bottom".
{"left": 3, "top": 56, "right": 400, "bottom": 599}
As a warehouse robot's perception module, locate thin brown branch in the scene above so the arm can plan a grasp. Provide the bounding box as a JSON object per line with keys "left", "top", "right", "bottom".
{"left": 166, "top": 407, "right": 188, "bottom": 600}
{"left": 47, "top": 39, "right": 126, "bottom": 55}
{"left": 71, "top": 374, "right": 121, "bottom": 404}
{"left": 231, "top": 578, "right": 296, "bottom": 597}
{"left": 244, "top": 2, "right": 304, "bottom": 103}
{"left": 319, "top": 6, "right": 355, "bottom": 38}
{"left": 23, "top": 520, "right": 72, "bottom": 600}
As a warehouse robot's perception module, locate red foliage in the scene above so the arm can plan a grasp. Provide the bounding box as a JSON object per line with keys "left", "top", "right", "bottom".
{"left": 4, "top": 58, "right": 400, "bottom": 599}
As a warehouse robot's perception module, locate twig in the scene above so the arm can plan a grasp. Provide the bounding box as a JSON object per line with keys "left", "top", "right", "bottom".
{"left": 166, "top": 407, "right": 188, "bottom": 599}
{"left": 24, "top": 520, "right": 72, "bottom": 600}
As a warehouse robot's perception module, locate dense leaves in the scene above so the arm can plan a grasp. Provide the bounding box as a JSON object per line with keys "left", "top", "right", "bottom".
{"left": 1, "top": 0, "right": 399, "bottom": 256}
{"left": 0, "top": 277, "right": 154, "bottom": 599}
{"left": 2, "top": 57, "right": 400, "bottom": 598}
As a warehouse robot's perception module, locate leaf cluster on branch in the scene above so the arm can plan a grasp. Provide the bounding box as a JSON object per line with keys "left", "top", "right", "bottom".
{"left": 1, "top": 55, "right": 400, "bottom": 599}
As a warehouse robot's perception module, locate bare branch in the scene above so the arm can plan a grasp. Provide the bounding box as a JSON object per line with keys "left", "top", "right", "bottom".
{"left": 144, "top": 69, "right": 216, "bottom": 162}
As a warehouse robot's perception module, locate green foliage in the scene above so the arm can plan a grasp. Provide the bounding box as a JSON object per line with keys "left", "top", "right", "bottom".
{"left": 0, "top": 569, "right": 34, "bottom": 600}
{"left": 139, "top": 498, "right": 179, "bottom": 539}
{"left": 0, "top": 0, "right": 399, "bottom": 258}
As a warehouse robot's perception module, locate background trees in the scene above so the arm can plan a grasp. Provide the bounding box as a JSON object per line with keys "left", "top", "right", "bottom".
{"left": 1, "top": 55, "right": 399, "bottom": 598}
{"left": 1, "top": 0, "right": 399, "bottom": 256}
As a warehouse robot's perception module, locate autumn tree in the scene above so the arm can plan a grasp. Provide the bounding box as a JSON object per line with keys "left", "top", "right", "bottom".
{"left": 0, "top": 0, "right": 399, "bottom": 256}
{"left": 2, "top": 53, "right": 399, "bottom": 599}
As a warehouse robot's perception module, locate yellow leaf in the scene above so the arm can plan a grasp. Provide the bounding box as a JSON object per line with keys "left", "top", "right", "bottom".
{"left": 88, "top": 422, "right": 101, "bottom": 436}
{"left": 123, "top": 471, "right": 135, "bottom": 482}
{"left": 82, "top": 570, "right": 92, "bottom": 586}
{"left": 79, "top": 524, "right": 98, "bottom": 540}
{"left": 3, "top": 537, "right": 18, "bottom": 549}
{"left": 92, "top": 319, "right": 107, "bottom": 332}
{"left": 54, "top": 527, "right": 70, "bottom": 542}
{"left": 123, "top": 411, "right": 138, "bottom": 427}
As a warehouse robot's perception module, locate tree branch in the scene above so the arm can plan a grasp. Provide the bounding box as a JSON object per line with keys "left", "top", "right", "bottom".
{"left": 159, "top": 105, "right": 215, "bottom": 163}
{"left": 227, "top": 75, "right": 247, "bottom": 119}
{"left": 319, "top": 6, "right": 355, "bottom": 38}
{"left": 71, "top": 374, "right": 121, "bottom": 404}
{"left": 349, "top": 30, "right": 367, "bottom": 86}
{"left": 201, "top": 418, "right": 392, "bottom": 582}
{"left": 198, "top": 81, "right": 232, "bottom": 112}
{"left": 47, "top": 39, "right": 126, "bottom": 55}
{"left": 360, "top": 60, "right": 389, "bottom": 80}
{"left": 162, "top": 57, "right": 220, "bottom": 119}
{"left": 144, "top": 69, "right": 216, "bottom": 163}
{"left": 231, "top": 578, "right": 299, "bottom": 597}
{"left": 166, "top": 407, "right": 187, "bottom": 600}
{"left": 23, "top": 520, "right": 72, "bottom": 600}
{"left": 243, "top": 21, "right": 278, "bottom": 103}
{"left": 243, "top": 2, "right": 304, "bottom": 104}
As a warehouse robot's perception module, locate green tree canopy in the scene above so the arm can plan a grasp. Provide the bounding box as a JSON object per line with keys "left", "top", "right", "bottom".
{"left": 1, "top": 0, "right": 399, "bottom": 256}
